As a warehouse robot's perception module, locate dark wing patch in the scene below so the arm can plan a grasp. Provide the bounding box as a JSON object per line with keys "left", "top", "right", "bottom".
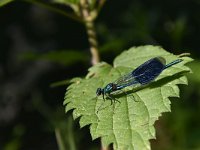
{"left": 132, "top": 57, "right": 166, "bottom": 85}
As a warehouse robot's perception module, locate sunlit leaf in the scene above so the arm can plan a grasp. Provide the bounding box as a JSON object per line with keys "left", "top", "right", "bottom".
{"left": 64, "top": 45, "right": 192, "bottom": 150}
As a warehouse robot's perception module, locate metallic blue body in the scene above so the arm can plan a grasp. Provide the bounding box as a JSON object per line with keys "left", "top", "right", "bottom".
{"left": 96, "top": 57, "right": 182, "bottom": 99}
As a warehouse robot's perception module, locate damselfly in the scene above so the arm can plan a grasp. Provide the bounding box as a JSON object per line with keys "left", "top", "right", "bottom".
{"left": 96, "top": 57, "right": 182, "bottom": 100}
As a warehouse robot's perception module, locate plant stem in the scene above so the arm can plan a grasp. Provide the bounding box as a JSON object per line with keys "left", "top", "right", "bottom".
{"left": 80, "top": 0, "right": 100, "bottom": 65}
{"left": 55, "top": 128, "right": 66, "bottom": 150}
{"left": 85, "top": 20, "right": 100, "bottom": 65}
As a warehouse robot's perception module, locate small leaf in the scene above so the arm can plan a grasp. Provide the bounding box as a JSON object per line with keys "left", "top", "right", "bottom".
{"left": 52, "top": 0, "right": 80, "bottom": 14}
{"left": 50, "top": 79, "right": 70, "bottom": 88}
{"left": 64, "top": 45, "right": 192, "bottom": 150}
{"left": 0, "top": 0, "right": 14, "bottom": 7}
{"left": 52, "top": 0, "right": 98, "bottom": 15}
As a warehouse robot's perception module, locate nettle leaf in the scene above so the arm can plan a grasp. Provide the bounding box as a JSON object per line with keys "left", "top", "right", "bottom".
{"left": 64, "top": 45, "right": 192, "bottom": 150}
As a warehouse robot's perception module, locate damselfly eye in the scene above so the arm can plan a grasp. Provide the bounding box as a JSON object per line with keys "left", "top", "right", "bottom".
{"left": 96, "top": 88, "right": 102, "bottom": 96}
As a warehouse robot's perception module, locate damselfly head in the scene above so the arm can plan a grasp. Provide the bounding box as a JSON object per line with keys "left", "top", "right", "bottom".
{"left": 96, "top": 88, "right": 103, "bottom": 96}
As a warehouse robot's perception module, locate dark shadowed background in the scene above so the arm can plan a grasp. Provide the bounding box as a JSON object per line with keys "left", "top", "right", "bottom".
{"left": 0, "top": 0, "right": 200, "bottom": 150}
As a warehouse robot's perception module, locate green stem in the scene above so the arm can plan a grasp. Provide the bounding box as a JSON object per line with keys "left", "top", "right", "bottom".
{"left": 55, "top": 128, "right": 66, "bottom": 150}
{"left": 85, "top": 20, "right": 100, "bottom": 65}
{"left": 80, "top": 0, "right": 100, "bottom": 65}
{"left": 23, "top": 0, "right": 83, "bottom": 23}
{"left": 67, "top": 117, "right": 77, "bottom": 150}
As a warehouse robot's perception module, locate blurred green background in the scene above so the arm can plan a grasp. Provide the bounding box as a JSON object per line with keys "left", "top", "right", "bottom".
{"left": 0, "top": 0, "right": 200, "bottom": 150}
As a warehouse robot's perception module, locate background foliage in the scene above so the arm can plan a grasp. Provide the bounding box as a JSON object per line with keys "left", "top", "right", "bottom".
{"left": 0, "top": 0, "right": 200, "bottom": 150}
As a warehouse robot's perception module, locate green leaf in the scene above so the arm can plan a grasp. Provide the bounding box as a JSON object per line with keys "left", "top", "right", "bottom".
{"left": 64, "top": 45, "right": 192, "bottom": 150}
{"left": 52, "top": 0, "right": 80, "bottom": 6}
{"left": 52, "top": 0, "right": 98, "bottom": 15}
{"left": 0, "top": 0, "right": 14, "bottom": 7}
{"left": 50, "top": 79, "right": 70, "bottom": 88}
{"left": 52, "top": 0, "right": 80, "bottom": 14}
